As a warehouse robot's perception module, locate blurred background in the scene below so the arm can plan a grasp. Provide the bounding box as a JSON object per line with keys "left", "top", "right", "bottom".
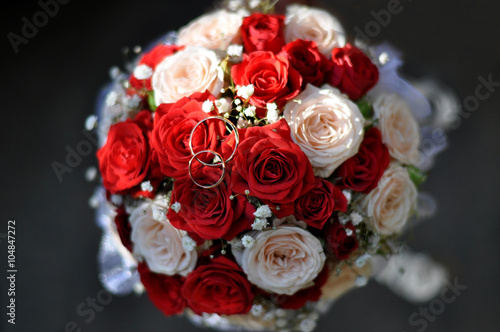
{"left": 1, "top": 0, "right": 499, "bottom": 331}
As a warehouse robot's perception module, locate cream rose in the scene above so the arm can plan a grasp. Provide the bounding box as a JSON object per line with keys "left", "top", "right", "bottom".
{"left": 321, "top": 261, "right": 372, "bottom": 300}
{"left": 283, "top": 84, "right": 365, "bottom": 178}
{"left": 284, "top": 5, "right": 345, "bottom": 57}
{"left": 374, "top": 93, "right": 420, "bottom": 165}
{"left": 129, "top": 200, "right": 197, "bottom": 276}
{"left": 177, "top": 10, "right": 243, "bottom": 50}
{"left": 152, "top": 46, "right": 224, "bottom": 105}
{"left": 361, "top": 164, "right": 418, "bottom": 235}
{"left": 233, "top": 225, "right": 326, "bottom": 295}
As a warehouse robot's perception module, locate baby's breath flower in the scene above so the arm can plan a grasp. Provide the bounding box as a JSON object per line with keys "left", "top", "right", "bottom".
{"left": 171, "top": 202, "right": 181, "bottom": 213}
{"left": 237, "top": 84, "right": 255, "bottom": 99}
{"left": 182, "top": 236, "right": 197, "bottom": 251}
{"left": 140, "top": 180, "right": 154, "bottom": 192}
{"left": 338, "top": 213, "right": 350, "bottom": 225}
{"left": 133, "top": 64, "right": 153, "bottom": 80}
{"left": 254, "top": 205, "right": 273, "bottom": 219}
{"left": 251, "top": 218, "right": 268, "bottom": 231}
{"left": 250, "top": 304, "right": 264, "bottom": 316}
{"left": 350, "top": 211, "right": 363, "bottom": 225}
{"left": 244, "top": 105, "right": 257, "bottom": 117}
{"left": 249, "top": 0, "right": 261, "bottom": 9}
{"left": 202, "top": 100, "right": 214, "bottom": 113}
{"left": 152, "top": 204, "right": 167, "bottom": 222}
{"left": 266, "top": 103, "right": 279, "bottom": 123}
{"left": 215, "top": 98, "right": 231, "bottom": 113}
{"left": 85, "top": 115, "right": 98, "bottom": 131}
{"left": 227, "top": 44, "right": 243, "bottom": 58}
{"left": 241, "top": 235, "right": 255, "bottom": 248}
{"left": 85, "top": 166, "right": 97, "bottom": 181}
{"left": 88, "top": 193, "right": 100, "bottom": 209}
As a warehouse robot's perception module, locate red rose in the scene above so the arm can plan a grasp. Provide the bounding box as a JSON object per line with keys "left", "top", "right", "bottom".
{"left": 335, "top": 127, "right": 390, "bottom": 193}
{"left": 130, "top": 44, "right": 183, "bottom": 90}
{"left": 231, "top": 51, "right": 302, "bottom": 117}
{"left": 114, "top": 207, "right": 133, "bottom": 252}
{"left": 327, "top": 44, "right": 379, "bottom": 100}
{"left": 325, "top": 220, "right": 358, "bottom": 260}
{"left": 151, "top": 91, "right": 226, "bottom": 179}
{"left": 168, "top": 167, "right": 255, "bottom": 240}
{"left": 240, "top": 13, "right": 285, "bottom": 53}
{"left": 281, "top": 39, "right": 333, "bottom": 88}
{"left": 231, "top": 120, "right": 315, "bottom": 205}
{"left": 182, "top": 256, "right": 254, "bottom": 315}
{"left": 137, "top": 263, "right": 186, "bottom": 316}
{"left": 97, "top": 111, "right": 152, "bottom": 194}
{"left": 294, "top": 178, "right": 347, "bottom": 229}
{"left": 273, "top": 264, "right": 329, "bottom": 310}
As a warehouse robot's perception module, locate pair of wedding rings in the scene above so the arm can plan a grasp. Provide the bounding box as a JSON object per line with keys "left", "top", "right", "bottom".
{"left": 188, "top": 116, "right": 239, "bottom": 189}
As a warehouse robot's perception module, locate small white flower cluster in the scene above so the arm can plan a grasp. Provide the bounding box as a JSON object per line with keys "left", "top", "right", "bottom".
{"left": 85, "top": 115, "right": 98, "bottom": 131}
{"left": 254, "top": 205, "right": 273, "bottom": 219}
{"left": 227, "top": 44, "right": 243, "bottom": 58}
{"left": 241, "top": 235, "right": 255, "bottom": 248}
{"left": 85, "top": 166, "right": 97, "bottom": 182}
{"left": 215, "top": 98, "right": 231, "bottom": 114}
{"left": 236, "top": 84, "right": 255, "bottom": 100}
{"left": 140, "top": 180, "right": 154, "bottom": 192}
{"left": 350, "top": 211, "right": 363, "bottom": 225}
{"left": 250, "top": 304, "right": 263, "bottom": 316}
{"left": 133, "top": 64, "right": 153, "bottom": 80}
{"left": 152, "top": 204, "right": 167, "bottom": 222}
{"left": 202, "top": 100, "right": 215, "bottom": 113}
{"left": 182, "top": 236, "right": 197, "bottom": 251}
{"left": 251, "top": 218, "right": 268, "bottom": 231}
{"left": 170, "top": 202, "right": 181, "bottom": 213}
{"left": 244, "top": 105, "right": 257, "bottom": 117}
{"left": 338, "top": 213, "right": 349, "bottom": 225}
{"left": 251, "top": 205, "right": 272, "bottom": 231}
{"left": 266, "top": 103, "right": 279, "bottom": 123}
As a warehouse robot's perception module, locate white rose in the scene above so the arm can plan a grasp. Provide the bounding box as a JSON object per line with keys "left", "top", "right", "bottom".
{"left": 284, "top": 5, "right": 345, "bottom": 57}
{"left": 130, "top": 200, "right": 197, "bottom": 276}
{"left": 283, "top": 84, "right": 365, "bottom": 178}
{"left": 152, "top": 46, "right": 224, "bottom": 105}
{"left": 233, "top": 225, "right": 326, "bottom": 295}
{"left": 177, "top": 10, "right": 243, "bottom": 50}
{"left": 361, "top": 164, "right": 417, "bottom": 236}
{"left": 374, "top": 93, "right": 420, "bottom": 165}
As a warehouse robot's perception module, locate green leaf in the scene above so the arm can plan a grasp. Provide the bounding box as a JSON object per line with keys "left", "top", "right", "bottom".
{"left": 356, "top": 99, "right": 374, "bottom": 119}
{"left": 147, "top": 91, "right": 157, "bottom": 112}
{"left": 407, "top": 165, "right": 427, "bottom": 186}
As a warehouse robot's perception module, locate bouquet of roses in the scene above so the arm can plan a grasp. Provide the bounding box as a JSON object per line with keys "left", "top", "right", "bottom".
{"left": 88, "top": 0, "right": 452, "bottom": 331}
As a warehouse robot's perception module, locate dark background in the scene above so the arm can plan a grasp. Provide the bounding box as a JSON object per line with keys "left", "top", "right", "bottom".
{"left": 1, "top": 0, "right": 499, "bottom": 331}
